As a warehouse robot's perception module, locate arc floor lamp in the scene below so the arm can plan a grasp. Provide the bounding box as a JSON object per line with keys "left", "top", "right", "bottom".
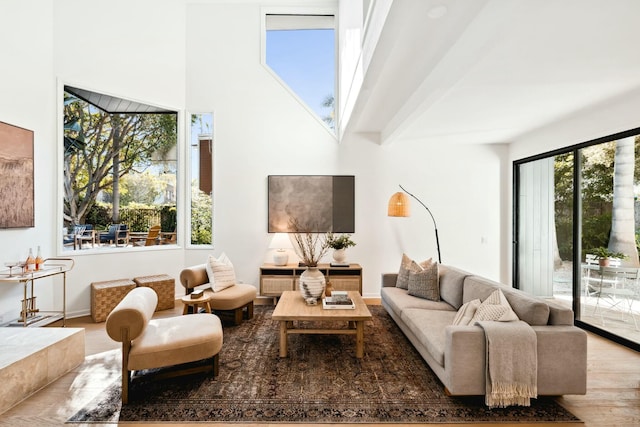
{"left": 387, "top": 184, "right": 442, "bottom": 264}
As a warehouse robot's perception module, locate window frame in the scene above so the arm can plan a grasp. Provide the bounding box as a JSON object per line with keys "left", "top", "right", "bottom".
{"left": 58, "top": 81, "right": 181, "bottom": 254}
{"left": 186, "top": 111, "right": 214, "bottom": 249}
{"left": 260, "top": 6, "right": 338, "bottom": 137}
{"left": 513, "top": 125, "right": 640, "bottom": 352}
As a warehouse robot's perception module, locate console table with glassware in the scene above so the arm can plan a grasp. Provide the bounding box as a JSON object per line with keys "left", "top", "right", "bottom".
{"left": 260, "top": 263, "right": 362, "bottom": 302}
{"left": 0, "top": 258, "right": 74, "bottom": 327}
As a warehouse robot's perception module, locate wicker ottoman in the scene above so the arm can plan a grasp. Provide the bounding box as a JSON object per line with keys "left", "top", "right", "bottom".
{"left": 91, "top": 279, "right": 136, "bottom": 322}
{"left": 133, "top": 274, "right": 175, "bottom": 311}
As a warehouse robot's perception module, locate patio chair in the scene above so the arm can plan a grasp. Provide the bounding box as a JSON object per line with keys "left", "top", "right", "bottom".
{"left": 76, "top": 224, "right": 96, "bottom": 249}
{"left": 99, "top": 224, "right": 129, "bottom": 246}
{"left": 590, "top": 265, "right": 639, "bottom": 330}
{"left": 134, "top": 225, "right": 161, "bottom": 246}
{"left": 63, "top": 225, "right": 85, "bottom": 249}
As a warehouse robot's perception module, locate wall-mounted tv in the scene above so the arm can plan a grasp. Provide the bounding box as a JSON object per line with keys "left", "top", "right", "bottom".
{"left": 268, "top": 175, "right": 355, "bottom": 233}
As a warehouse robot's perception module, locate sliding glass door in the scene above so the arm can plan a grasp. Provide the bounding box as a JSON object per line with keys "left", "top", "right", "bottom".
{"left": 514, "top": 131, "right": 640, "bottom": 351}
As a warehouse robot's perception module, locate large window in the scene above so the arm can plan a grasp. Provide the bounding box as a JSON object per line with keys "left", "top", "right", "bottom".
{"left": 514, "top": 129, "right": 640, "bottom": 351}
{"left": 264, "top": 13, "right": 336, "bottom": 131}
{"left": 62, "top": 86, "right": 178, "bottom": 250}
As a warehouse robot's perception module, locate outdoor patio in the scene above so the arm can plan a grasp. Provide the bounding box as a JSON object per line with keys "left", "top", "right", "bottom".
{"left": 553, "top": 261, "right": 640, "bottom": 345}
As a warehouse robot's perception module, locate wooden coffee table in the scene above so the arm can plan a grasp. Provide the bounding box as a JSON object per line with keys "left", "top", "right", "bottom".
{"left": 272, "top": 290, "right": 372, "bottom": 358}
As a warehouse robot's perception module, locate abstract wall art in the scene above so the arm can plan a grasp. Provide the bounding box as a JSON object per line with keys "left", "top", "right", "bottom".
{"left": 268, "top": 175, "right": 354, "bottom": 233}
{"left": 0, "top": 121, "right": 34, "bottom": 228}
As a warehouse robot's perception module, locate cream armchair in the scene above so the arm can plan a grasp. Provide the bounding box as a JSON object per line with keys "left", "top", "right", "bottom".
{"left": 180, "top": 264, "right": 257, "bottom": 325}
{"left": 106, "top": 287, "right": 223, "bottom": 404}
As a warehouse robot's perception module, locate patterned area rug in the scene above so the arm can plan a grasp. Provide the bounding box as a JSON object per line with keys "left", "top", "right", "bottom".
{"left": 69, "top": 305, "right": 579, "bottom": 423}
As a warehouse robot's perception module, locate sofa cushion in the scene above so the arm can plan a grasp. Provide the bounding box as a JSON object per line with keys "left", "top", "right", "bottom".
{"left": 381, "top": 287, "right": 455, "bottom": 318}
{"left": 470, "top": 288, "right": 518, "bottom": 322}
{"left": 407, "top": 261, "right": 439, "bottom": 301}
{"left": 129, "top": 314, "right": 223, "bottom": 371}
{"left": 438, "top": 264, "right": 471, "bottom": 309}
{"left": 401, "top": 308, "right": 457, "bottom": 367}
{"left": 204, "top": 283, "right": 257, "bottom": 311}
{"left": 463, "top": 276, "right": 550, "bottom": 326}
{"left": 452, "top": 298, "right": 481, "bottom": 326}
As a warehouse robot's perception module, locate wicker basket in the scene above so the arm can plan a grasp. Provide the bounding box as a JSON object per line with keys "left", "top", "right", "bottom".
{"left": 91, "top": 279, "right": 136, "bottom": 322}
{"left": 133, "top": 274, "right": 175, "bottom": 311}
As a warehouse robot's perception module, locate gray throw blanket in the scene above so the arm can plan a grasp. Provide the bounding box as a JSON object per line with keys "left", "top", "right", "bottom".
{"left": 476, "top": 320, "right": 538, "bottom": 408}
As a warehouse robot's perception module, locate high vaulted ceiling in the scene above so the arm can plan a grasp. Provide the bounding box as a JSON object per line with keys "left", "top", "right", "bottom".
{"left": 345, "top": 0, "right": 640, "bottom": 145}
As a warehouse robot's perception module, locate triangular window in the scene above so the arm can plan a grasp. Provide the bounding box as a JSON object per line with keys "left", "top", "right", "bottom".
{"left": 265, "top": 14, "right": 335, "bottom": 132}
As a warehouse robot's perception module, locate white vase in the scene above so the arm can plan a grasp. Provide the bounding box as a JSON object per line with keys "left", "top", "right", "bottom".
{"left": 333, "top": 248, "right": 347, "bottom": 263}
{"left": 299, "top": 267, "right": 326, "bottom": 304}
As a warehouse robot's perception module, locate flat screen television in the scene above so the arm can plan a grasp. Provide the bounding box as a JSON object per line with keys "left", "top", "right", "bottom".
{"left": 268, "top": 175, "right": 355, "bottom": 233}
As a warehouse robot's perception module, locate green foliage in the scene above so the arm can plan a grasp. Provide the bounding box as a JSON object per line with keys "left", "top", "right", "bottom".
{"left": 160, "top": 205, "right": 177, "bottom": 233}
{"left": 119, "top": 172, "right": 162, "bottom": 205}
{"left": 321, "top": 94, "right": 335, "bottom": 129}
{"left": 554, "top": 145, "right": 617, "bottom": 260}
{"left": 191, "top": 184, "right": 212, "bottom": 245}
{"left": 84, "top": 203, "right": 111, "bottom": 230}
{"left": 84, "top": 202, "right": 176, "bottom": 233}
{"left": 120, "top": 204, "right": 157, "bottom": 231}
{"left": 589, "top": 246, "right": 627, "bottom": 260}
{"left": 62, "top": 93, "right": 177, "bottom": 224}
{"left": 326, "top": 233, "right": 356, "bottom": 250}
{"left": 554, "top": 153, "right": 574, "bottom": 259}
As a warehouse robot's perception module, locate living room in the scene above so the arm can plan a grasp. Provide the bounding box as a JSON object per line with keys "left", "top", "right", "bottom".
{"left": 1, "top": 0, "right": 639, "bottom": 425}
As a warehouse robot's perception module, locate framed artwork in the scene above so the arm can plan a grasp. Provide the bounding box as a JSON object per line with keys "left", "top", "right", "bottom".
{"left": 268, "top": 175, "right": 354, "bottom": 233}
{"left": 0, "top": 121, "right": 34, "bottom": 228}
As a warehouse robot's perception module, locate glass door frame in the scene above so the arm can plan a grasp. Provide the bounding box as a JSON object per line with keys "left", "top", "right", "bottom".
{"left": 513, "top": 126, "right": 640, "bottom": 352}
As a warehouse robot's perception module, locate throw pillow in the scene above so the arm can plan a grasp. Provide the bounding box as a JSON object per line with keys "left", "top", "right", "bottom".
{"left": 396, "top": 254, "right": 433, "bottom": 289}
{"left": 470, "top": 288, "right": 519, "bottom": 323}
{"left": 205, "top": 253, "right": 236, "bottom": 292}
{"left": 395, "top": 253, "right": 413, "bottom": 289}
{"left": 407, "top": 261, "right": 439, "bottom": 301}
{"left": 452, "top": 298, "right": 481, "bottom": 326}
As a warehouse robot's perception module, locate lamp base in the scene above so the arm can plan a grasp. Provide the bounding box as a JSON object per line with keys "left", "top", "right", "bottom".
{"left": 273, "top": 251, "right": 288, "bottom": 266}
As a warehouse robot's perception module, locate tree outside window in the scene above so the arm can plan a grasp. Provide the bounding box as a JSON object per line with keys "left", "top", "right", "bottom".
{"left": 63, "top": 89, "right": 178, "bottom": 248}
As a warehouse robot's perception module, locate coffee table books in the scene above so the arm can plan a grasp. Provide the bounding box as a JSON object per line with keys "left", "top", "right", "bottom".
{"left": 322, "top": 296, "right": 355, "bottom": 309}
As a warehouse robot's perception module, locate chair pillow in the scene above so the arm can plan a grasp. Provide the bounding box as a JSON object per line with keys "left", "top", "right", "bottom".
{"left": 471, "top": 288, "right": 519, "bottom": 322}
{"left": 205, "top": 253, "right": 236, "bottom": 292}
{"left": 452, "top": 298, "right": 481, "bottom": 326}
{"left": 407, "top": 260, "right": 439, "bottom": 301}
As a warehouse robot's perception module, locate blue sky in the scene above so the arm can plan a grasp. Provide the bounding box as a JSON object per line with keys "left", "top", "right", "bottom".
{"left": 266, "top": 28, "right": 335, "bottom": 122}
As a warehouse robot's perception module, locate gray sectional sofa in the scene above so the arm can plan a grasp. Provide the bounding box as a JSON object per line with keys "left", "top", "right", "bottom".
{"left": 381, "top": 264, "right": 587, "bottom": 396}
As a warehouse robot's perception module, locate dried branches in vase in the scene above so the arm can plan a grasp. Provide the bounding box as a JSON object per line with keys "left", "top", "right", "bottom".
{"left": 289, "top": 218, "right": 330, "bottom": 267}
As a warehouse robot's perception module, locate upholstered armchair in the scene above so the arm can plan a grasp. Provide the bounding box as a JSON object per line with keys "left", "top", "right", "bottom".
{"left": 105, "top": 287, "right": 223, "bottom": 404}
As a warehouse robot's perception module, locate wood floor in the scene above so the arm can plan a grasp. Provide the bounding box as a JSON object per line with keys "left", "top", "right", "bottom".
{"left": 0, "top": 302, "right": 638, "bottom": 427}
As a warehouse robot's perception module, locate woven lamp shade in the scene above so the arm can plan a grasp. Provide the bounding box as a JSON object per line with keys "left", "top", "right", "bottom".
{"left": 388, "top": 192, "right": 410, "bottom": 217}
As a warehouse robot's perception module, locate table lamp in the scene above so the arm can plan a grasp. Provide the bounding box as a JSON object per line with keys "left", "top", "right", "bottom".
{"left": 269, "top": 233, "right": 293, "bottom": 266}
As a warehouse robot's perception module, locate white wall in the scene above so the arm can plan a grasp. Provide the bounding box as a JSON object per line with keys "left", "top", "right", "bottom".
{"left": 0, "top": 0, "right": 188, "bottom": 322}
{"left": 0, "top": 0, "right": 508, "bottom": 323}
{"left": 184, "top": 1, "right": 341, "bottom": 287}
{"left": 0, "top": 0, "right": 56, "bottom": 324}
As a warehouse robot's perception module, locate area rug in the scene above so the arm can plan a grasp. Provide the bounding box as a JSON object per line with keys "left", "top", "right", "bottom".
{"left": 69, "top": 306, "right": 580, "bottom": 424}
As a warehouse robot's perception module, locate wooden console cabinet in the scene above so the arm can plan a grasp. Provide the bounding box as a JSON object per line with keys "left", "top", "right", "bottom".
{"left": 260, "top": 263, "right": 362, "bottom": 299}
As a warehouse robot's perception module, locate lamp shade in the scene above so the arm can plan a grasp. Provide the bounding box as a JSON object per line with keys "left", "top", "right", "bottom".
{"left": 269, "top": 233, "right": 292, "bottom": 266}
{"left": 269, "top": 233, "right": 293, "bottom": 249}
{"left": 388, "top": 192, "right": 410, "bottom": 217}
